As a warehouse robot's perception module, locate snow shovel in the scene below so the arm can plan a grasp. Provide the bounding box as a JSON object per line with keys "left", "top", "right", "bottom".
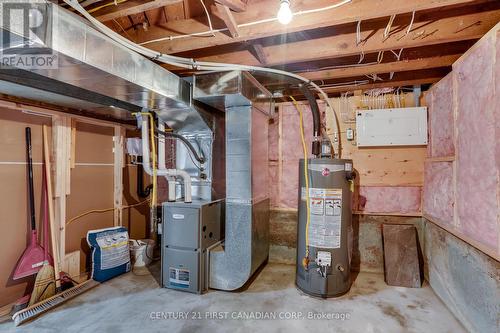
{"left": 13, "top": 127, "right": 45, "bottom": 280}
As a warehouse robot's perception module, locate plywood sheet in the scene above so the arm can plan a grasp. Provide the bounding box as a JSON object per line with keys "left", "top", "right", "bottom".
{"left": 423, "top": 161, "right": 454, "bottom": 225}
{"left": 358, "top": 186, "right": 421, "bottom": 214}
{"left": 0, "top": 110, "right": 51, "bottom": 307}
{"left": 122, "top": 165, "right": 149, "bottom": 240}
{"left": 429, "top": 73, "right": 455, "bottom": 157}
{"left": 454, "top": 35, "right": 498, "bottom": 250}
{"left": 75, "top": 122, "right": 114, "bottom": 164}
{"left": 66, "top": 166, "right": 114, "bottom": 272}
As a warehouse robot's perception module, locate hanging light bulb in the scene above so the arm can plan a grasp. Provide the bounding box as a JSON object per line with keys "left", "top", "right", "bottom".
{"left": 277, "top": 0, "right": 293, "bottom": 25}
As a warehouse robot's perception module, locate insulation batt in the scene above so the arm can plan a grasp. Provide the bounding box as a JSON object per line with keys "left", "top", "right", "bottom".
{"left": 357, "top": 186, "right": 421, "bottom": 214}
{"left": 423, "top": 161, "right": 454, "bottom": 224}
{"left": 454, "top": 36, "right": 499, "bottom": 250}
{"left": 428, "top": 74, "right": 455, "bottom": 157}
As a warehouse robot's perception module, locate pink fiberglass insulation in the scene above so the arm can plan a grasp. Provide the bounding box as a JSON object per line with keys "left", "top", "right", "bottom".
{"left": 268, "top": 164, "right": 279, "bottom": 208}
{"left": 423, "top": 161, "right": 454, "bottom": 224}
{"left": 281, "top": 103, "right": 315, "bottom": 162}
{"left": 279, "top": 161, "right": 300, "bottom": 209}
{"left": 429, "top": 74, "right": 455, "bottom": 157}
{"left": 496, "top": 34, "right": 500, "bottom": 187}
{"left": 268, "top": 115, "right": 279, "bottom": 162}
{"left": 454, "top": 36, "right": 498, "bottom": 250}
{"left": 251, "top": 109, "right": 269, "bottom": 203}
{"left": 358, "top": 186, "right": 421, "bottom": 214}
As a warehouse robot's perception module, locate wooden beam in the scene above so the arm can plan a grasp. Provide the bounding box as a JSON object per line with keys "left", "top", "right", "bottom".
{"left": 113, "top": 126, "right": 125, "bottom": 227}
{"left": 134, "top": 0, "right": 478, "bottom": 54}
{"left": 248, "top": 43, "right": 268, "bottom": 65}
{"left": 215, "top": 3, "right": 240, "bottom": 38}
{"left": 295, "top": 54, "right": 460, "bottom": 81}
{"left": 215, "top": 0, "right": 247, "bottom": 12}
{"left": 95, "top": 0, "right": 183, "bottom": 22}
{"left": 312, "top": 77, "right": 443, "bottom": 95}
{"left": 176, "top": 6, "right": 500, "bottom": 67}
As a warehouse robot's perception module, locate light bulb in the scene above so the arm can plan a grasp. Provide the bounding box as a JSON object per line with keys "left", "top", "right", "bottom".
{"left": 277, "top": 0, "right": 292, "bottom": 25}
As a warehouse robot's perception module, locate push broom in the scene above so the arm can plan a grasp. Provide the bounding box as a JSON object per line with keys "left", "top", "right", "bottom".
{"left": 12, "top": 125, "right": 99, "bottom": 326}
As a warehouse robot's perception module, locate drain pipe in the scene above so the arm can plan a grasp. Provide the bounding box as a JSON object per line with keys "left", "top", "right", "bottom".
{"left": 139, "top": 116, "right": 192, "bottom": 203}
{"left": 158, "top": 122, "right": 177, "bottom": 202}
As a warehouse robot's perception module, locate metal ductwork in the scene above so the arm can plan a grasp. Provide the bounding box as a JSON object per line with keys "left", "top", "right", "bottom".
{"left": 0, "top": 2, "right": 192, "bottom": 121}
{"left": 193, "top": 71, "right": 273, "bottom": 290}
{"left": 0, "top": 2, "right": 275, "bottom": 293}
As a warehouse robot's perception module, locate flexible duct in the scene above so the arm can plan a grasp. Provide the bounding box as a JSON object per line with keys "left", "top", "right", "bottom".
{"left": 139, "top": 117, "right": 192, "bottom": 203}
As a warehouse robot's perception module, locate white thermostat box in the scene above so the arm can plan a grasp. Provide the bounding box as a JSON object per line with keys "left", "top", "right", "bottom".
{"left": 356, "top": 107, "right": 427, "bottom": 147}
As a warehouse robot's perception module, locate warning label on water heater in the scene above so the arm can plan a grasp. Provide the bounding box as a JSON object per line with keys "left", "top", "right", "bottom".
{"left": 301, "top": 188, "right": 342, "bottom": 249}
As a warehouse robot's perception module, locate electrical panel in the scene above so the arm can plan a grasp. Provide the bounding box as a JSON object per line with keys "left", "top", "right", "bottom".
{"left": 356, "top": 107, "right": 427, "bottom": 147}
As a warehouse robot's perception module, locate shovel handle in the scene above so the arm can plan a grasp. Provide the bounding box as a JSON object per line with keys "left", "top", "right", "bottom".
{"left": 25, "top": 127, "right": 36, "bottom": 231}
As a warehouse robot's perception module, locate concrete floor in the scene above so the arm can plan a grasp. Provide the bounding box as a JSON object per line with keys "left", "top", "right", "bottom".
{"left": 0, "top": 263, "right": 465, "bottom": 333}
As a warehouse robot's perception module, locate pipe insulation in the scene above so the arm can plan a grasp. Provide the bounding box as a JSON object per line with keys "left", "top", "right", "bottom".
{"left": 139, "top": 116, "right": 192, "bottom": 203}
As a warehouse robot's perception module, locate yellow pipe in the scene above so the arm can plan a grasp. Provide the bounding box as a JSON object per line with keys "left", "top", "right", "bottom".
{"left": 290, "top": 96, "right": 311, "bottom": 269}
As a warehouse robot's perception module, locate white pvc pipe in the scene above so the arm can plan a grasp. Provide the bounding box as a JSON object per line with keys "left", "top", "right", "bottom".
{"left": 140, "top": 117, "right": 192, "bottom": 203}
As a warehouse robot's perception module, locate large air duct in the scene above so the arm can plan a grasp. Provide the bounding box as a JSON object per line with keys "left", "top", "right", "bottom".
{"left": 193, "top": 71, "right": 273, "bottom": 290}
{"left": 0, "top": 1, "right": 192, "bottom": 121}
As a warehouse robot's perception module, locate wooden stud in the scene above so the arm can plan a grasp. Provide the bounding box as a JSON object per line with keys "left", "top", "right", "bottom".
{"left": 113, "top": 126, "right": 125, "bottom": 227}
{"left": 95, "top": 0, "right": 183, "bottom": 22}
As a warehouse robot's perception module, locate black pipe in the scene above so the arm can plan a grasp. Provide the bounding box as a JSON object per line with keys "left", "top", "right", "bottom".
{"left": 25, "top": 127, "right": 36, "bottom": 231}
{"left": 136, "top": 156, "right": 152, "bottom": 198}
{"left": 298, "top": 83, "right": 322, "bottom": 157}
{"left": 155, "top": 129, "right": 206, "bottom": 164}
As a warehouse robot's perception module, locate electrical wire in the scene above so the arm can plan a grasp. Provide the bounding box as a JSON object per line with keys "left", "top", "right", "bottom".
{"left": 290, "top": 96, "right": 310, "bottom": 270}
{"left": 383, "top": 14, "right": 396, "bottom": 40}
{"left": 155, "top": 129, "right": 205, "bottom": 164}
{"left": 406, "top": 11, "right": 416, "bottom": 36}
{"left": 138, "top": 0, "right": 353, "bottom": 45}
{"left": 66, "top": 199, "right": 151, "bottom": 226}
{"left": 88, "top": 0, "right": 127, "bottom": 14}
{"left": 62, "top": 0, "right": 344, "bottom": 158}
{"left": 199, "top": 0, "right": 215, "bottom": 37}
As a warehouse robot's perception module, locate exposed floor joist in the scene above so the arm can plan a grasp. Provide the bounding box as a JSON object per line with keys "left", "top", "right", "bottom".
{"left": 170, "top": 4, "right": 500, "bottom": 67}
{"left": 293, "top": 54, "right": 461, "bottom": 81}
{"left": 130, "top": 0, "right": 479, "bottom": 54}
{"left": 215, "top": 0, "right": 247, "bottom": 12}
{"left": 94, "top": 0, "right": 183, "bottom": 22}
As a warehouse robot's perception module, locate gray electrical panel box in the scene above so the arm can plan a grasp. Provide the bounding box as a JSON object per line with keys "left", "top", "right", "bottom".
{"left": 162, "top": 199, "right": 223, "bottom": 294}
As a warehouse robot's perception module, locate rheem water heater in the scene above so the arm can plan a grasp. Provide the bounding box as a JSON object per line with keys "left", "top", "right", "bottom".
{"left": 296, "top": 158, "right": 354, "bottom": 298}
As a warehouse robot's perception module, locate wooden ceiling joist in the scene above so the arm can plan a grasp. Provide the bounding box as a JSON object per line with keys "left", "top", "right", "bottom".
{"left": 297, "top": 54, "right": 461, "bottom": 81}
{"left": 176, "top": 6, "right": 500, "bottom": 67}
{"left": 215, "top": 0, "right": 247, "bottom": 12}
{"left": 132, "top": 0, "right": 478, "bottom": 54}
{"left": 94, "top": 0, "right": 183, "bottom": 22}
